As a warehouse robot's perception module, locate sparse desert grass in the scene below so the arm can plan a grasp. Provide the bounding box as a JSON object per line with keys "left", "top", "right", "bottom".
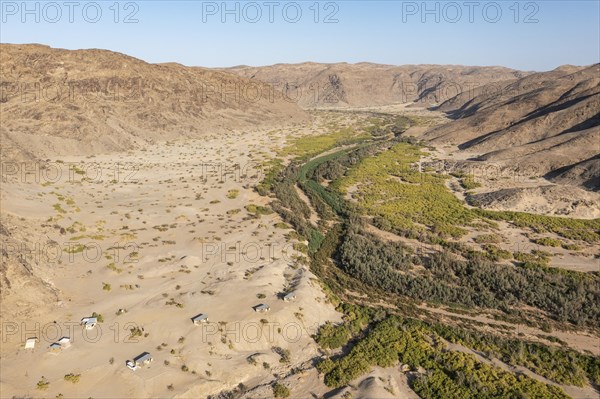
{"left": 70, "top": 234, "right": 106, "bottom": 241}
{"left": 226, "top": 189, "right": 239, "bottom": 199}
{"left": 166, "top": 298, "right": 184, "bottom": 308}
{"left": 120, "top": 232, "right": 137, "bottom": 241}
{"left": 245, "top": 204, "right": 273, "bottom": 216}
{"left": 53, "top": 203, "right": 67, "bottom": 214}
{"left": 129, "top": 326, "right": 143, "bottom": 339}
{"left": 273, "top": 346, "right": 291, "bottom": 363}
{"left": 65, "top": 221, "right": 86, "bottom": 233}
{"left": 533, "top": 237, "right": 562, "bottom": 247}
{"left": 473, "top": 233, "right": 503, "bottom": 244}
{"left": 562, "top": 242, "right": 581, "bottom": 251}
{"left": 63, "top": 243, "right": 86, "bottom": 254}
{"left": 513, "top": 251, "right": 551, "bottom": 266}
{"left": 36, "top": 377, "right": 49, "bottom": 390}
{"left": 107, "top": 262, "right": 123, "bottom": 273}
{"left": 63, "top": 373, "right": 81, "bottom": 383}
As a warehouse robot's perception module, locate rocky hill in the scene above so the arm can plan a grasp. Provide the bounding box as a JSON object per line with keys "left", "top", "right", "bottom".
{"left": 0, "top": 44, "right": 308, "bottom": 161}
{"left": 423, "top": 64, "right": 600, "bottom": 190}
{"left": 221, "top": 62, "right": 528, "bottom": 108}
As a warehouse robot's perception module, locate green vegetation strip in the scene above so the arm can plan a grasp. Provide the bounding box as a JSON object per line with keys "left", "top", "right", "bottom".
{"left": 317, "top": 316, "right": 570, "bottom": 398}
{"left": 258, "top": 113, "right": 599, "bottom": 396}
{"left": 337, "top": 141, "right": 600, "bottom": 242}
{"left": 280, "top": 127, "right": 371, "bottom": 160}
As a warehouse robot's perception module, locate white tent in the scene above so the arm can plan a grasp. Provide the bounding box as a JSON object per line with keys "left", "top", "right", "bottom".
{"left": 58, "top": 337, "right": 71, "bottom": 348}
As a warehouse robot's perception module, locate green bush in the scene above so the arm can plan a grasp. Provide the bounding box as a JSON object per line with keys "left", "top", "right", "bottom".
{"left": 64, "top": 373, "right": 81, "bottom": 383}
{"left": 245, "top": 204, "right": 273, "bottom": 216}
{"left": 315, "top": 322, "right": 351, "bottom": 349}
{"left": 272, "top": 382, "right": 291, "bottom": 398}
{"left": 474, "top": 234, "right": 503, "bottom": 244}
{"left": 91, "top": 312, "right": 104, "bottom": 322}
{"left": 321, "top": 316, "right": 570, "bottom": 399}
{"left": 534, "top": 237, "right": 562, "bottom": 247}
{"left": 36, "top": 378, "right": 50, "bottom": 390}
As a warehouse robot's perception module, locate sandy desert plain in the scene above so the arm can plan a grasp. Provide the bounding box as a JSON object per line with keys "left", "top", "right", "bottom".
{"left": 0, "top": 114, "right": 349, "bottom": 398}
{"left": 1, "top": 106, "right": 599, "bottom": 399}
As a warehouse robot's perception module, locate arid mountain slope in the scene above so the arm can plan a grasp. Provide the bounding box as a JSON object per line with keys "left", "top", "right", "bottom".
{"left": 221, "top": 62, "right": 527, "bottom": 108}
{"left": 423, "top": 65, "right": 600, "bottom": 190}
{"left": 0, "top": 44, "right": 307, "bottom": 160}
{"left": 0, "top": 216, "right": 58, "bottom": 321}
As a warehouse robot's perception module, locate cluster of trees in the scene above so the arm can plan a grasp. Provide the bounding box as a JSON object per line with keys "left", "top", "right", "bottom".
{"left": 265, "top": 127, "right": 600, "bottom": 330}
{"left": 267, "top": 147, "right": 358, "bottom": 251}
{"left": 280, "top": 126, "right": 369, "bottom": 160}
{"left": 265, "top": 160, "right": 327, "bottom": 252}
{"left": 338, "top": 226, "right": 600, "bottom": 328}
{"left": 431, "top": 323, "right": 600, "bottom": 386}
{"left": 317, "top": 317, "right": 404, "bottom": 387}
{"left": 315, "top": 292, "right": 599, "bottom": 391}
{"left": 315, "top": 304, "right": 378, "bottom": 350}
{"left": 318, "top": 317, "right": 570, "bottom": 398}
{"left": 310, "top": 140, "right": 392, "bottom": 183}
{"left": 311, "top": 225, "right": 600, "bottom": 387}
{"left": 336, "top": 141, "right": 480, "bottom": 239}
{"left": 411, "top": 351, "right": 569, "bottom": 399}
{"left": 338, "top": 227, "right": 412, "bottom": 271}
{"left": 478, "top": 210, "right": 600, "bottom": 244}
{"left": 255, "top": 158, "right": 284, "bottom": 196}
{"left": 315, "top": 322, "right": 351, "bottom": 350}
{"left": 272, "top": 199, "right": 324, "bottom": 253}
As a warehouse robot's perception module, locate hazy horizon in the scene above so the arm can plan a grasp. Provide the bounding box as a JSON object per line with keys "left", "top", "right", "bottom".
{"left": 1, "top": 1, "right": 598, "bottom": 71}
{"left": 3, "top": 41, "right": 599, "bottom": 73}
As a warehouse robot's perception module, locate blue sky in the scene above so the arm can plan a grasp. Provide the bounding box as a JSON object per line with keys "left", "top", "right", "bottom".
{"left": 1, "top": 1, "right": 598, "bottom": 71}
